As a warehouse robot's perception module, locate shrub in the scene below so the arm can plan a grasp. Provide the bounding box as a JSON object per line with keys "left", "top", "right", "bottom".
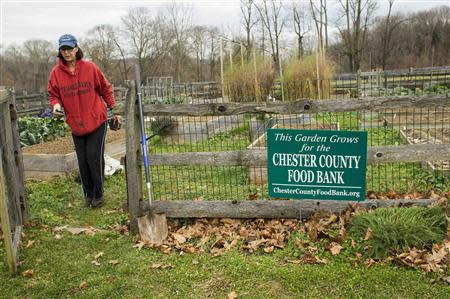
{"left": 347, "top": 206, "right": 447, "bottom": 259}
{"left": 149, "top": 116, "right": 177, "bottom": 136}
{"left": 283, "top": 54, "right": 334, "bottom": 100}
{"left": 224, "top": 55, "right": 276, "bottom": 102}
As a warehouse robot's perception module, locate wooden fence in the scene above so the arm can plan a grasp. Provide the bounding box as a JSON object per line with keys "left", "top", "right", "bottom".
{"left": 13, "top": 86, "right": 128, "bottom": 116}
{"left": 0, "top": 91, "right": 27, "bottom": 274}
{"left": 124, "top": 79, "right": 450, "bottom": 230}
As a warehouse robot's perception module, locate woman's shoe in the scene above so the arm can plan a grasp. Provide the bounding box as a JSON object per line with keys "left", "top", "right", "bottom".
{"left": 91, "top": 197, "right": 104, "bottom": 208}
{"left": 84, "top": 197, "right": 92, "bottom": 208}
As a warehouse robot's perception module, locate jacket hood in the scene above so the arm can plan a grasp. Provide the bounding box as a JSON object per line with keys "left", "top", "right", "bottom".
{"left": 57, "top": 58, "right": 82, "bottom": 75}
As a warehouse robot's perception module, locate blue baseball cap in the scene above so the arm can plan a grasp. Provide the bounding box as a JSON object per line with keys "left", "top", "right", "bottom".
{"left": 58, "top": 34, "right": 77, "bottom": 50}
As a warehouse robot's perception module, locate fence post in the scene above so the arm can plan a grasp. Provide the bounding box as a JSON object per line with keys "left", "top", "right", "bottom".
{"left": 9, "top": 95, "right": 27, "bottom": 219}
{"left": 356, "top": 69, "right": 361, "bottom": 98}
{"left": 125, "top": 80, "right": 143, "bottom": 232}
{"left": 0, "top": 150, "right": 18, "bottom": 274}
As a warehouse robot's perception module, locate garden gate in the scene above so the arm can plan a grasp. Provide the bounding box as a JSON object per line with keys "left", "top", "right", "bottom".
{"left": 0, "top": 90, "right": 27, "bottom": 274}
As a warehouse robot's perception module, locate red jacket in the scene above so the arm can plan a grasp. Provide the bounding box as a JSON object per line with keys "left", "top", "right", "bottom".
{"left": 48, "top": 59, "right": 115, "bottom": 136}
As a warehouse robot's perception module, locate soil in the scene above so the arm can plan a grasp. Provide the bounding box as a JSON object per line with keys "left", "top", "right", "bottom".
{"left": 384, "top": 107, "right": 450, "bottom": 125}
{"left": 22, "top": 129, "right": 125, "bottom": 155}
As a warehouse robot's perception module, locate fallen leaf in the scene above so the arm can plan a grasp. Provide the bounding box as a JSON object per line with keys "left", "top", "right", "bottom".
{"left": 21, "top": 269, "right": 33, "bottom": 277}
{"left": 79, "top": 281, "right": 88, "bottom": 289}
{"left": 329, "top": 242, "right": 343, "bottom": 255}
{"left": 264, "top": 246, "right": 274, "bottom": 253}
{"left": 364, "top": 228, "right": 373, "bottom": 241}
{"left": 133, "top": 241, "right": 146, "bottom": 250}
{"left": 108, "top": 260, "right": 119, "bottom": 265}
{"left": 54, "top": 234, "right": 62, "bottom": 240}
{"left": 364, "top": 258, "right": 376, "bottom": 267}
{"left": 340, "top": 226, "right": 347, "bottom": 239}
{"left": 192, "top": 259, "right": 199, "bottom": 265}
{"left": 160, "top": 245, "right": 171, "bottom": 254}
{"left": 150, "top": 263, "right": 172, "bottom": 269}
{"left": 443, "top": 276, "right": 450, "bottom": 284}
{"left": 150, "top": 263, "right": 163, "bottom": 269}
{"left": 94, "top": 252, "right": 104, "bottom": 259}
{"left": 228, "top": 291, "right": 238, "bottom": 299}
{"left": 26, "top": 240, "right": 35, "bottom": 249}
{"left": 91, "top": 260, "right": 101, "bottom": 266}
{"left": 248, "top": 192, "right": 258, "bottom": 200}
{"left": 172, "top": 233, "right": 187, "bottom": 244}
{"left": 66, "top": 227, "right": 86, "bottom": 235}
{"left": 351, "top": 239, "right": 356, "bottom": 248}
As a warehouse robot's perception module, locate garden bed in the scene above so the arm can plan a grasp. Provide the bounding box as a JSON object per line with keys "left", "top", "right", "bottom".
{"left": 22, "top": 130, "right": 126, "bottom": 179}
{"left": 400, "top": 128, "right": 450, "bottom": 174}
{"left": 158, "top": 115, "right": 244, "bottom": 143}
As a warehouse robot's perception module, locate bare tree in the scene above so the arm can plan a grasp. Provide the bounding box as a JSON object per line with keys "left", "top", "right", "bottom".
{"left": 292, "top": 2, "right": 310, "bottom": 58}
{"left": 240, "top": 0, "right": 259, "bottom": 60}
{"left": 121, "top": 7, "right": 159, "bottom": 79}
{"left": 111, "top": 27, "right": 130, "bottom": 82}
{"left": 22, "top": 40, "right": 53, "bottom": 91}
{"left": 207, "top": 27, "right": 220, "bottom": 81}
{"left": 380, "top": 1, "right": 407, "bottom": 69}
{"left": 255, "top": 0, "right": 287, "bottom": 71}
{"left": 336, "top": 0, "right": 378, "bottom": 72}
{"left": 84, "top": 25, "right": 116, "bottom": 78}
{"left": 191, "top": 26, "right": 208, "bottom": 81}
{"left": 165, "top": 2, "right": 193, "bottom": 82}
{"left": 309, "top": 0, "right": 328, "bottom": 52}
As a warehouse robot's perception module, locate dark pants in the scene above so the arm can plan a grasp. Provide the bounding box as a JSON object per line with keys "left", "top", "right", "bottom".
{"left": 72, "top": 122, "right": 107, "bottom": 200}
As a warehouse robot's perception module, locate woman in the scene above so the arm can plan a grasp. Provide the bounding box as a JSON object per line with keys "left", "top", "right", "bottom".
{"left": 48, "top": 34, "right": 115, "bottom": 208}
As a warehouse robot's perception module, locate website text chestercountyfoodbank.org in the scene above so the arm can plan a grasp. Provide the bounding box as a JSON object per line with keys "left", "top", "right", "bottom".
{"left": 272, "top": 186, "right": 362, "bottom": 198}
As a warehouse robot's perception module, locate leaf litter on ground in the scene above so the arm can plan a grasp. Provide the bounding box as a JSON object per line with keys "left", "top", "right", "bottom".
{"left": 131, "top": 196, "right": 449, "bottom": 277}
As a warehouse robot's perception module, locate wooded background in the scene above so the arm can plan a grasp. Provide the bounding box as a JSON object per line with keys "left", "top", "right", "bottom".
{"left": 1, "top": 1, "right": 449, "bottom": 92}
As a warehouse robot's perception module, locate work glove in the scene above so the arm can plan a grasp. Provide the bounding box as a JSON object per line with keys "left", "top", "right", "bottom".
{"left": 52, "top": 104, "right": 64, "bottom": 118}
{"left": 107, "top": 108, "right": 122, "bottom": 131}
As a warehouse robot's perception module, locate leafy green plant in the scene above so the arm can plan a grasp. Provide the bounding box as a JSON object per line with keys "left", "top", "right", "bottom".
{"left": 348, "top": 207, "right": 447, "bottom": 259}
{"left": 18, "top": 117, "right": 69, "bottom": 147}
{"left": 144, "top": 96, "right": 184, "bottom": 105}
{"left": 149, "top": 116, "right": 177, "bottom": 136}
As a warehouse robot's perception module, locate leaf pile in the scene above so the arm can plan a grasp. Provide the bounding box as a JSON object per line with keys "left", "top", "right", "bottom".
{"left": 133, "top": 202, "right": 450, "bottom": 276}
{"left": 134, "top": 218, "right": 300, "bottom": 256}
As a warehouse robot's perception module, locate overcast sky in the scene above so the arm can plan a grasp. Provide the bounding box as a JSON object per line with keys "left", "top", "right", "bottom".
{"left": 1, "top": 0, "right": 449, "bottom": 50}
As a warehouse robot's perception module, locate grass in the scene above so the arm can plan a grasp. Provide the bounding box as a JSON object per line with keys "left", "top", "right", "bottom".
{"left": 1, "top": 169, "right": 449, "bottom": 297}
{"left": 2, "top": 226, "right": 449, "bottom": 298}
{"left": 348, "top": 207, "right": 448, "bottom": 259}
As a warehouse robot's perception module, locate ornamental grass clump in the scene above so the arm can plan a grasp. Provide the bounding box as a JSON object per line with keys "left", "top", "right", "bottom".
{"left": 347, "top": 206, "right": 447, "bottom": 259}
{"left": 224, "top": 55, "right": 275, "bottom": 102}
{"left": 283, "top": 54, "right": 334, "bottom": 100}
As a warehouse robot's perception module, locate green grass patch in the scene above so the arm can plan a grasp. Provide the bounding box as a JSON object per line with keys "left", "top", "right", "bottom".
{"left": 1, "top": 227, "right": 450, "bottom": 298}
{"left": 25, "top": 173, "right": 128, "bottom": 227}
{"left": 149, "top": 123, "right": 251, "bottom": 153}
{"left": 348, "top": 207, "right": 448, "bottom": 259}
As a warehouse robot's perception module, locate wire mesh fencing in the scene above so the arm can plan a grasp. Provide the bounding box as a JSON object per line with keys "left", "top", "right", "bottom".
{"left": 144, "top": 101, "right": 450, "bottom": 201}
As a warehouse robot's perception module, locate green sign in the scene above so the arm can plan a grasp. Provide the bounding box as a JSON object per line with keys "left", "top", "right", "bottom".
{"left": 267, "top": 129, "right": 368, "bottom": 201}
